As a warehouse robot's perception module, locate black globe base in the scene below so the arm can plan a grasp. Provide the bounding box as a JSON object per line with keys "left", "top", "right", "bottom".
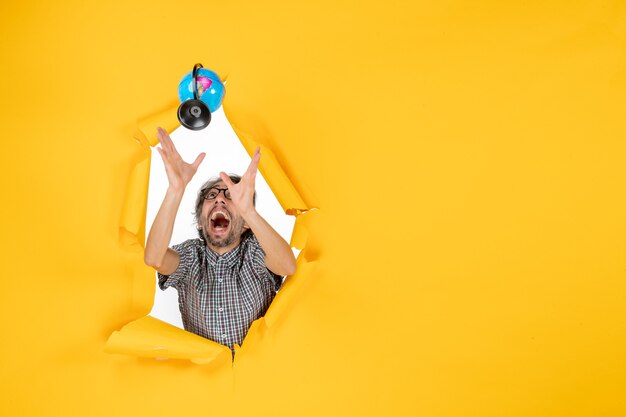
{"left": 177, "top": 99, "right": 211, "bottom": 130}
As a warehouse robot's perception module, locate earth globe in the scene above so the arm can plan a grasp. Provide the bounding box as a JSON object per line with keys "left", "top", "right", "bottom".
{"left": 178, "top": 66, "right": 225, "bottom": 113}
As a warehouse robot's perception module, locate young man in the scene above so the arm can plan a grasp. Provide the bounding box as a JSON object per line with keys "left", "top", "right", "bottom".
{"left": 144, "top": 127, "right": 296, "bottom": 352}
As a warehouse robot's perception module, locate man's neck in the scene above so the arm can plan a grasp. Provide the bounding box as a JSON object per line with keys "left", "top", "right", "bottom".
{"left": 206, "top": 239, "right": 241, "bottom": 256}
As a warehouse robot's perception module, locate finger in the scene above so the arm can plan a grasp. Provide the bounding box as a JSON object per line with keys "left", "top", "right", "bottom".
{"left": 158, "top": 149, "right": 178, "bottom": 182}
{"left": 157, "top": 146, "right": 175, "bottom": 165}
{"left": 244, "top": 147, "right": 261, "bottom": 178}
{"left": 157, "top": 127, "right": 175, "bottom": 152}
{"left": 156, "top": 143, "right": 170, "bottom": 160}
{"left": 219, "top": 172, "right": 235, "bottom": 188}
{"left": 156, "top": 127, "right": 168, "bottom": 148}
{"left": 156, "top": 147, "right": 172, "bottom": 170}
{"left": 191, "top": 152, "right": 206, "bottom": 170}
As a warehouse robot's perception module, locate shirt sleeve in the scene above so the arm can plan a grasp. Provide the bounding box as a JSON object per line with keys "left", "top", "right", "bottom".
{"left": 157, "top": 239, "right": 198, "bottom": 291}
{"left": 247, "top": 234, "right": 284, "bottom": 292}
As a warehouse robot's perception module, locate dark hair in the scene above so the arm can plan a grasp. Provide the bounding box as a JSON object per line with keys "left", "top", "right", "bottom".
{"left": 194, "top": 174, "right": 257, "bottom": 241}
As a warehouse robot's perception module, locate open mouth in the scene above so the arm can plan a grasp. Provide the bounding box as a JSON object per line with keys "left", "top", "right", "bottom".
{"left": 209, "top": 210, "right": 231, "bottom": 234}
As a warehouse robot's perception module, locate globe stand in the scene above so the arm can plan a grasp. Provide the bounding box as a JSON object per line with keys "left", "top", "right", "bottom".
{"left": 178, "top": 99, "right": 211, "bottom": 130}
{"left": 177, "top": 63, "right": 212, "bottom": 130}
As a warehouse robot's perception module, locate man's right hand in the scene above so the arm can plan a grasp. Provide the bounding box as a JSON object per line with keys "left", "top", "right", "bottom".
{"left": 145, "top": 127, "right": 204, "bottom": 274}
{"left": 156, "top": 127, "right": 205, "bottom": 191}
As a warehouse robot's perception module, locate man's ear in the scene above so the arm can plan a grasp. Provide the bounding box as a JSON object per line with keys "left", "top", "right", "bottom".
{"left": 243, "top": 222, "right": 250, "bottom": 230}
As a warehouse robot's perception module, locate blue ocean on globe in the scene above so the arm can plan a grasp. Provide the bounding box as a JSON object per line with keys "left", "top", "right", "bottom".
{"left": 177, "top": 68, "right": 225, "bottom": 112}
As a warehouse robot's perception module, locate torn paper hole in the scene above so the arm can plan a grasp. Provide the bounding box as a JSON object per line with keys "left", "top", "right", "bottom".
{"left": 109, "top": 96, "right": 313, "bottom": 363}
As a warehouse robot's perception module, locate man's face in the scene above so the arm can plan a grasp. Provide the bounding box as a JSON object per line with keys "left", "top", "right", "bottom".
{"left": 198, "top": 181, "right": 248, "bottom": 250}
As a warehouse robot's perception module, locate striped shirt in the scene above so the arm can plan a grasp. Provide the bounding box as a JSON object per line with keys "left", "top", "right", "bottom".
{"left": 158, "top": 234, "right": 282, "bottom": 351}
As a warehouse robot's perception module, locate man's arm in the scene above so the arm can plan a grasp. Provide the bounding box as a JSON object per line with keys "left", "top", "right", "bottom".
{"left": 242, "top": 209, "right": 297, "bottom": 276}
{"left": 144, "top": 127, "right": 205, "bottom": 275}
{"left": 219, "top": 148, "right": 296, "bottom": 276}
{"left": 144, "top": 188, "right": 183, "bottom": 275}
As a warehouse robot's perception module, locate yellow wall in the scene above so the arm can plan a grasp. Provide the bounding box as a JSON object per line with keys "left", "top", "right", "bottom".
{"left": 2, "top": 0, "right": 626, "bottom": 416}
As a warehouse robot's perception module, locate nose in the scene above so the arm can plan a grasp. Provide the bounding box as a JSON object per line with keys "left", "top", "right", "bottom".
{"left": 214, "top": 191, "right": 228, "bottom": 204}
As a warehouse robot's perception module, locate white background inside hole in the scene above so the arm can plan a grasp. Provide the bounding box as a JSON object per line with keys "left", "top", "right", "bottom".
{"left": 145, "top": 107, "right": 296, "bottom": 328}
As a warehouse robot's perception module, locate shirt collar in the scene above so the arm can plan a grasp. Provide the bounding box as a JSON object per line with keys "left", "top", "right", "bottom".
{"left": 204, "top": 243, "right": 242, "bottom": 268}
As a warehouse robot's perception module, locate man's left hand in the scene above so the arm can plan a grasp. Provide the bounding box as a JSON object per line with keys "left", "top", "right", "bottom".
{"left": 219, "top": 147, "right": 261, "bottom": 217}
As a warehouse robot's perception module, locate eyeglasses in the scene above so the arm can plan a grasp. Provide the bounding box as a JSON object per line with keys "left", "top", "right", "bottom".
{"left": 204, "top": 187, "right": 231, "bottom": 200}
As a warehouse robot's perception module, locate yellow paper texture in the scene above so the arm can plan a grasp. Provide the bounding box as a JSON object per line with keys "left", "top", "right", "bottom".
{"left": 256, "top": 144, "right": 307, "bottom": 213}
{"left": 119, "top": 155, "right": 150, "bottom": 249}
{"left": 289, "top": 216, "right": 308, "bottom": 249}
{"left": 233, "top": 317, "right": 268, "bottom": 358}
{"left": 264, "top": 258, "right": 317, "bottom": 329}
{"left": 105, "top": 315, "right": 231, "bottom": 364}
{"left": 135, "top": 105, "right": 181, "bottom": 148}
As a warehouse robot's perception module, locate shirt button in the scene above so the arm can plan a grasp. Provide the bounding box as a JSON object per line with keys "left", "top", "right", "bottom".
{"left": 218, "top": 307, "right": 224, "bottom": 312}
{"left": 221, "top": 334, "right": 227, "bottom": 339}
{"left": 218, "top": 279, "right": 223, "bottom": 283}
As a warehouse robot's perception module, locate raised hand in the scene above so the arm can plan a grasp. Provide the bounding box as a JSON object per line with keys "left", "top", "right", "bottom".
{"left": 156, "top": 127, "right": 205, "bottom": 191}
{"left": 219, "top": 147, "right": 261, "bottom": 216}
